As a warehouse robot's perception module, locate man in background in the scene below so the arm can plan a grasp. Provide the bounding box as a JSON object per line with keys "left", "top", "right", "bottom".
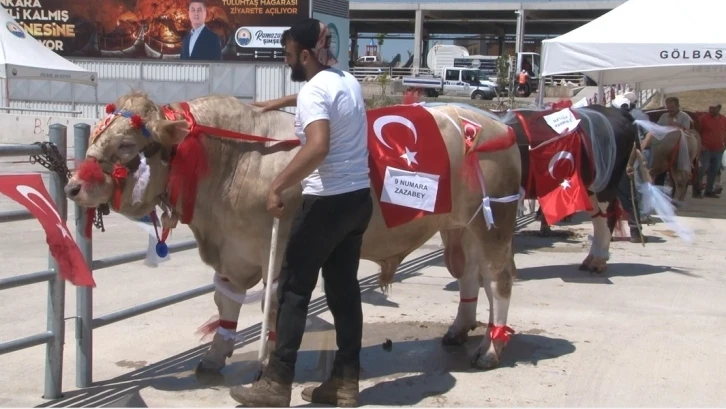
{"left": 180, "top": 0, "right": 222, "bottom": 61}
{"left": 693, "top": 103, "right": 726, "bottom": 198}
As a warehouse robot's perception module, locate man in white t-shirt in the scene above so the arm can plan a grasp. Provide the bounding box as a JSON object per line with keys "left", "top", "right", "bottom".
{"left": 230, "top": 18, "right": 372, "bottom": 408}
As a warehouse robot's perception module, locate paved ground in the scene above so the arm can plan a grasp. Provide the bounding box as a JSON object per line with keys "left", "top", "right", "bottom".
{"left": 1, "top": 163, "right": 725, "bottom": 407}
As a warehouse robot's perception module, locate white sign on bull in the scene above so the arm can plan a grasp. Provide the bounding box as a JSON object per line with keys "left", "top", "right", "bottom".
{"left": 544, "top": 107, "right": 581, "bottom": 135}
{"left": 380, "top": 166, "right": 439, "bottom": 212}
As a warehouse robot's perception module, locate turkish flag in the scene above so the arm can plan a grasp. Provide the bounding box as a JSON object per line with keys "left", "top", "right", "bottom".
{"left": 460, "top": 117, "right": 482, "bottom": 152}
{"left": 0, "top": 174, "right": 95, "bottom": 287}
{"left": 367, "top": 104, "right": 452, "bottom": 228}
{"left": 529, "top": 131, "right": 592, "bottom": 225}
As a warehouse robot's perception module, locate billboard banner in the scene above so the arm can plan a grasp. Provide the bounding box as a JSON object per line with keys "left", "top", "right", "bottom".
{"left": 312, "top": 11, "right": 349, "bottom": 72}
{"left": 0, "top": 0, "right": 309, "bottom": 62}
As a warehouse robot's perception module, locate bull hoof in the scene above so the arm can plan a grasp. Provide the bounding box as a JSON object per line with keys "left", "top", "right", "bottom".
{"left": 590, "top": 265, "right": 607, "bottom": 275}
{"left": 195, "top": 358, "right": 225, "bottom": 374}
{"left": 471, "top": 347, "right": 499, "bottom": 370}
{"left": 579, "top": 255, "right": 593, "bottom": 271}
{"left": 539, "top": 227, "right": 553, "bottom": 237}
{"left": 442, "top": 327, "right": 469, "bottom": 346}
{"left": 589, "top": 258, "right": 608, "bottom": 274}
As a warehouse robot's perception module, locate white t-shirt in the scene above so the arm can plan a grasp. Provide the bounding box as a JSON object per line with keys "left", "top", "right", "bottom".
{"left": 294, "top": 68, "right": 370, "bottom": 196}
{"left": 657, "top": 111, "right": 692, "bottom": 129}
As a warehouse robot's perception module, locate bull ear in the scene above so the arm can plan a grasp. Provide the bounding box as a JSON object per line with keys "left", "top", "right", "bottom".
{"left": 147, "top": 119, "right": 190, "bottom": 147}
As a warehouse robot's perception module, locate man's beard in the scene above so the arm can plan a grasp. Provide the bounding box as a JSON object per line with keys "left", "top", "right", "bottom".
{"left": 290, "top": 61, "right": 306, "bottom": 82}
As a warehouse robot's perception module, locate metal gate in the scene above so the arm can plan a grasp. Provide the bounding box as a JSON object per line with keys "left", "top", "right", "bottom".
{"left": 0, "top": 124, "right": 204, "bottom": 397}
{"left": 0, "top": 125, "right": 68, "bottom": 399}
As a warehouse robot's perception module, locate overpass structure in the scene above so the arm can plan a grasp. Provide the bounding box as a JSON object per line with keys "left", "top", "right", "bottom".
{"left": 349, "top": 0, "right": 626, "bottom": 69}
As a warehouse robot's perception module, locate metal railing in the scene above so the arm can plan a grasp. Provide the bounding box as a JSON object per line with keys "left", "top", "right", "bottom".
{"left": 0, "top": 123, "right": 203, "bottom": 396}
{"left": 351, "top": 66, "right": 585, "bottom": 90}
{"left": 0, "top": 125, "right": 68, "bottom": 399}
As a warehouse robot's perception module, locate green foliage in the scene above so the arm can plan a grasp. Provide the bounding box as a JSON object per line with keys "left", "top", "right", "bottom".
{"left": 496, "top": 53, "right": 511, "bottom": 90}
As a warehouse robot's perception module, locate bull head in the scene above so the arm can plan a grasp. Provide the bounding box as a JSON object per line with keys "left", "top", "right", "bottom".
{"left": 64, "top": 92, "right": 191, "bottom": 220}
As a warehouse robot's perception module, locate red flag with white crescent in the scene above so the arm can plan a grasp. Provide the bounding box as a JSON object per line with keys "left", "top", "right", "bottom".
{"left": 528, "top": 131, "right": 592, "bottom": 225}
{"left": 0, "top": 174, "right": 95, "bottom": 287}
{"left": 367, "top": 104, "right": 452, "bottom": 228}
{"left": 460, "top": 117, "right": 482, "bottom": 152}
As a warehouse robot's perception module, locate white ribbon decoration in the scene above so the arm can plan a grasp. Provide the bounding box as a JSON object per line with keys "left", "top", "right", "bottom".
{"left": 467, "top": 163, "right": 522, "bottom": 229}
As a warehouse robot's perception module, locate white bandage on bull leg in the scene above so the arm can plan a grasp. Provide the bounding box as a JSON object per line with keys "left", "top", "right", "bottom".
{"left": 211, "top": 273, "right": 246, "bottom": 340}
{"left": 482, "top": 275, "right": 514, "bottom": 345}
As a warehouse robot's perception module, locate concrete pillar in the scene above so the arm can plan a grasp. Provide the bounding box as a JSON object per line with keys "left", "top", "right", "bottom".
{"left": 413, "top": 9, "right": 424, "bottom": 72}
{"left": 350, "top": 31, "right": 358, "bottom": 62}
{"left": 515, "top": 9, "right": 526, "bottom": 55}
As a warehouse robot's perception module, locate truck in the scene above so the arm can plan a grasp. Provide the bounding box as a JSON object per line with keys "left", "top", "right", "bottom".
{"left": 453, "top": 52, "right": 541, "bottom": 97}
{"left": 426, "top": 44, "right": 470, "bottom": 77}
{"left": 401, "top": 66, "right": 499, "bottom": 100}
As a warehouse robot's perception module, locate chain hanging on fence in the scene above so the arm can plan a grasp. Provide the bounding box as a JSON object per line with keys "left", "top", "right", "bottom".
{"left": 28, "top": 141, "right": 106, "bottom": 232}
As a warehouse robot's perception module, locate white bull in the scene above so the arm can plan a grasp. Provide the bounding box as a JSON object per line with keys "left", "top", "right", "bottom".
{"left": 64, "top": 92, "right": 522, "bottom": 372}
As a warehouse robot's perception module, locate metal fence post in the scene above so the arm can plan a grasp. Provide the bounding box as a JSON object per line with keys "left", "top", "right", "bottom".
{"left": 44, "top": 124, "right": 67, "bottom": 399}
{"left": 73, "top": 123, "right": 93, "bottom": 388}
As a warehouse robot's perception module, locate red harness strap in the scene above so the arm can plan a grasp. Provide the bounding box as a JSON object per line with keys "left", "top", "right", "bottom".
{"left": 160, "top": 102, "right": 301, "bottom": 224}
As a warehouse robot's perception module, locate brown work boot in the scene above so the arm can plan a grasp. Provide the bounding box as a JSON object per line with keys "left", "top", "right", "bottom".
{"left": 301, "top": 376, "right": 359, "bottom": 407}
{"left": 229, "top": 360, "right": 293, "bottom": 407}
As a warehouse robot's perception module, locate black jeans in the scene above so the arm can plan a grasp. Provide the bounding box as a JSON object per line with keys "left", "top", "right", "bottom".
{"left": 267, "top": 188, "right": 373, "bottom": 383}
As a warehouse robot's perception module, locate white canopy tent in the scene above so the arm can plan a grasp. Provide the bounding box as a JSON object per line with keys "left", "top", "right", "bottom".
{"left": 0, "top": 7, "right": 97, "bottom": 110}
{"left": 539, "top": 0, "right": 726, "bottom": 103}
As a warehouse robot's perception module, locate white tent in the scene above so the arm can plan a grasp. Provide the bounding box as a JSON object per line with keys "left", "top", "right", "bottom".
{"left": 0, "top": 6, "right": 97, "bottom": 111}
{"left": 540, "top": 0, "right": 726, "bottom": 93}
{"left": 0, "top": 7, "right": 96, "bottom": 85}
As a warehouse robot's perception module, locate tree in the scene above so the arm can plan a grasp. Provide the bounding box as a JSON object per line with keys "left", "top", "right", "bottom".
{"left": 375, "top": 32, "right": 386, "bottom": 59}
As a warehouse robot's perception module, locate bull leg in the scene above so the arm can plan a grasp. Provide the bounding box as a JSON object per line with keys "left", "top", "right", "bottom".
{"left": 441, "top": 250, "right": 480, "bottom": 346}
{"left": 536, "top": 206, "right": 553, "bottom": 236}
{"left": 196, "top": 281, "right": 244, "bottom": 373}
{"left": 580, "top": 195, "right": 610, "bottom": 274}
{"left": 472, "top": 259, "right": 515, "bottom": 370}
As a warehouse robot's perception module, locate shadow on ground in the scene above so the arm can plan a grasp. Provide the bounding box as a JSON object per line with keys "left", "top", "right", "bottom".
{"left": 57, "top": 319, "right": 574, "bottom": 408}
{"left": 34, "top": 236, "right": 576, "bottom": 408}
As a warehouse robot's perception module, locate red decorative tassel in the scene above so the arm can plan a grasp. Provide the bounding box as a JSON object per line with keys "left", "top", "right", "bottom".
{"left": 195, "top": 315, "right": 221, "bottom": 342}
{"left": 167, "top": 130, "right": 209, "bottom": 224}
{"left": 77, "top": 158, "right": 105, "bottom": 185}
{"left": 194, "top": 315, "right": 237, "bottom": 342}
{"left": 488, "top": 323, "right": 515, "bottom": 343}
{"left": 105, "top": 103, "right": 116, "bottom": 114}
{"left": 111, "top": 164, "right": 128, "bottom": 183}
{"left": 130, "top": 114, "right": 143, "bottom": 129}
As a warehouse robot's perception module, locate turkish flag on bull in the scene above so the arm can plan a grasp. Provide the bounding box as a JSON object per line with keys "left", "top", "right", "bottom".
{"left": 367, "top": 104, "right": 452, "bottom": 228}
{"left": 0, "top": 174, "right": 95, "bottom": 287}
{"left": 529, "top": 131, "right": 592, "bottom": 225}
{"left": 460, "top": 117, "right": 481, "bottom": 152}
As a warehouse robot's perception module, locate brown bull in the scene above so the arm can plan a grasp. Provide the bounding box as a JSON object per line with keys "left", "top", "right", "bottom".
{"left": 64, "top": 92, "right": 522, "bottom": 374}
{"left": 643, "top": 108, "right": 702, "bottom": 204}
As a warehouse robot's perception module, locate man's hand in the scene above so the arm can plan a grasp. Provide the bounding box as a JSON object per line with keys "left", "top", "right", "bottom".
{"left": 626, "top": 165, "right": 635, "bottom": 178}
{"left": 250, "top": 101, "right": 275, "bottom": 112}
{"left": 251, "top": 94, "right": 298, "bottom": 113}
{"left": 266, "top": 189, "right": 284, "bottom": 218}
